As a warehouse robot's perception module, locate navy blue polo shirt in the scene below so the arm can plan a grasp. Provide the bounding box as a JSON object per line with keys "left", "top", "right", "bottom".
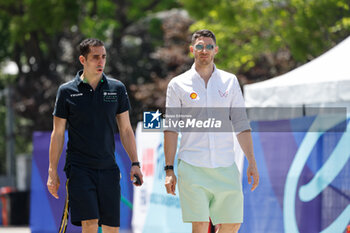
{"left": 53, "top": 70, "right": 130, "bottom": 169}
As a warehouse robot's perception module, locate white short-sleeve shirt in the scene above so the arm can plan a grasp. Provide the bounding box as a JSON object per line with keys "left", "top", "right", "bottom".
{"left": 166, "top": 64, "right": 250, "bottom": 168}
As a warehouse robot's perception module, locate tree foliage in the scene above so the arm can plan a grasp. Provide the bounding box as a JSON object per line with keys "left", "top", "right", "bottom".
{"left": 1, "top": 0, "right": 350, "bottom": 170}
{"left": 180, "top": 0, "right": 350, "bottom": 82}
{"left": 0, "top": 0, "right": 182, "bottom": 166}
{"left": 128, "top": 10, "right": 193, "bottom": 124}
{"left": 0, "top": 0, "right": 180, "bottom": 125}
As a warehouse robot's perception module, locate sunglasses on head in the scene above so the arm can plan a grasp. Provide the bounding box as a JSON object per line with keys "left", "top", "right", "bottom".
{"left": 194, "top": 44, "right": 215, "bottom": 51}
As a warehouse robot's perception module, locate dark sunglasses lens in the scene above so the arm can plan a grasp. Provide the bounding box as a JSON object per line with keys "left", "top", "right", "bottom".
{"left": 206, "top": 44, "right": 214, "bottom": 50}
{"left": 195, "top": 44, "right": 204, "bottom": 50}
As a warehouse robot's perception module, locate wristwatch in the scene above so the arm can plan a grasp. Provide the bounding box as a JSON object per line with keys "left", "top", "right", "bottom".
{"left": 164, "top": 165, "right": 174, "bottom": 171}
{"left": 132, "top": 162, "right": 140, "bottom": 168}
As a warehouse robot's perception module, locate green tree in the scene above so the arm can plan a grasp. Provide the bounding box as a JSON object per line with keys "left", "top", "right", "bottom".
{"left": 0, "top": 0, "right": 180, "bottom": 166}
{"left": 180, "top": 0, "right": 350, "bottom": 82}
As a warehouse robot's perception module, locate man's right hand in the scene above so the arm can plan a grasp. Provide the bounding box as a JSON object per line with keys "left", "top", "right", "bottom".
{"left": 47, "top": 169, "right": 60, "bottom": 199}
{"left": 165, "top": 170, "right": 177, "bottom": 195}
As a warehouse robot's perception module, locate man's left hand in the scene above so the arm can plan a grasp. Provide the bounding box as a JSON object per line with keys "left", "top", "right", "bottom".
{"left": 130, "top": 166, "right": 143, "bottom": 186}
{"left": 247, "top": 161, "right": 259, "bottom": 191}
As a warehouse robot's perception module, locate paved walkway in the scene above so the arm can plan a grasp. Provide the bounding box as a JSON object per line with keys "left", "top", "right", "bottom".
{"left": 0, "top": 227, "right": 30, "bottom": 233}
{"left": 0, "top": 227, "right": 133, "bottom": 233}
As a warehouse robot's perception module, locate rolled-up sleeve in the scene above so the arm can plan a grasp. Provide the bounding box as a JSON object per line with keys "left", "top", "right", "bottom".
{"left": 165, "top": 80, "right": 181, "bottom": 132}
{"left": 230, "top": 77, "right": 251, "bottom": 134}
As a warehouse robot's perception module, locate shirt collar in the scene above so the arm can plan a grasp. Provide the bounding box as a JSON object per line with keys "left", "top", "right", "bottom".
{"left": 190, "top": 63, "right": 218, "bottom": 79}
{"left": 74, "top": 70, "right": 107, "bottom": 86}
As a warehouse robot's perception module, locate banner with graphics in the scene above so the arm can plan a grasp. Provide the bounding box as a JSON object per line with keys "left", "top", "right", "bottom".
{"left": 132, "top": 123, "right": 191, "bottom": 233}
{"left": 30, "top": 132, "right": 133, "bottom": 233}
{"left": 30, "top": 115, "right": 350, "bottom": 233}
{"left": 132, "top": 122, "right": 244, "bottom": 233}
{"left": 240, "top": 117, "right": 350, "bottom": 233}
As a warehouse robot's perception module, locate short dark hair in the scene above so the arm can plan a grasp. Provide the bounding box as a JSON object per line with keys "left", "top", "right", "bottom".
{"left": 79, "top": 38, "right": 104, "bottom": 57}
{"left": 191, "top": 29, "right": 216, "bottom": 45}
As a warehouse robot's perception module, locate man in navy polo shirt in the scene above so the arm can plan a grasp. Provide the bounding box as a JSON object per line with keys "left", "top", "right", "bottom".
{"left": 47, "top": 38, "right": 143, "bottom": 233}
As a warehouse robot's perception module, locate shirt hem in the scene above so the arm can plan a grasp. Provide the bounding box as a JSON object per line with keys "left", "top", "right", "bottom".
{"left": 178, "top": 158, "right": 235, "bottom": 168}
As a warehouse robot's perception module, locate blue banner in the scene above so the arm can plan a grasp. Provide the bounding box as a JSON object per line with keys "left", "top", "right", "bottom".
{"left": 30, "top": 116, "right": 350, "bottom": 233}
{"left": 240, "top": 117, "right": 350, "bottom": 233}
{"left": 30, "top": 132, "right": 133, "bottom": 233}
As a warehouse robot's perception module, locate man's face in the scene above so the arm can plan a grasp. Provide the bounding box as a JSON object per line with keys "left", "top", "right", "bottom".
{"left": 190, "top": 37, "right": 218, "bottom": 66}
{"left": 80, "top": 46, "right": 106, "bottom": 76}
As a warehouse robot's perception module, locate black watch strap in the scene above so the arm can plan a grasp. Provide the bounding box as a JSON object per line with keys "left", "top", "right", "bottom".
{"left": 132, "top": 162, "right": 140, "bottom": 168}
{"left": 164, "top": 165, "right": 174, "bottom": 171}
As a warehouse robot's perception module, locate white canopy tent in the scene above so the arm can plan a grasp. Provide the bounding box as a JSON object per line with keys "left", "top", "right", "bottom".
{"left": 242, "top": 38, "right": 350, "bottom": 233}
{"left": 244, "top": 36, "right": 350, "bottom": 109}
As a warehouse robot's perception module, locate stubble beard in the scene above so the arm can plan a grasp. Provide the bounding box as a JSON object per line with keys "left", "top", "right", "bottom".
{"left": 196, "top": 56, "right": 213, "bottom": 67}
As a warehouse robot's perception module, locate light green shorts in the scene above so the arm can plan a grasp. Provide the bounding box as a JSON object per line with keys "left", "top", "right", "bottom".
{"left": 177, "top": 159, "right": 243, "bottom": 225}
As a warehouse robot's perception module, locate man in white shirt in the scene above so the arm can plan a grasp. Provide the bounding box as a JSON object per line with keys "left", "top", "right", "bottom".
{"left": 164, "top": 29, "right": 259, "bottom": 233}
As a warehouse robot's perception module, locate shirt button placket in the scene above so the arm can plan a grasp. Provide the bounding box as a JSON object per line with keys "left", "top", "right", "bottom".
{"left": 206, "top": 79, "right": 215, "bottom": 165}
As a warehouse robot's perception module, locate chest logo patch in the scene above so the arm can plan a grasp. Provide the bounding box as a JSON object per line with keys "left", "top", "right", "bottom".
{"left": 103, "top": 91, "right": 118, "bottom": 102}
{"left": 190, "top": 92, "right": 198, "bottom": 99}
{"left": 218, "top": 90, "right": 228, "bottom": 98}
{"left": 70, "top": 93, "right": 83, "bottom": 97}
